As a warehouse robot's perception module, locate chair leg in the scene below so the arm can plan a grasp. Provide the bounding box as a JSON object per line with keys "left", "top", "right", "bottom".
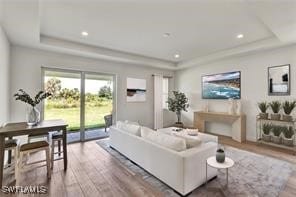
{"left": 14, "top": 147, "right": 19, "bottom": 184}
{"left": 16, "top": 152, "right": 23, "bottom": 185}
{"left": 46, "top": 148, "right": 51, "bottom": 179}
{"left": 58, "top": 140, "right": 61, "bottom": 156}
{"left": 51, "top": 141, "right": 54, "bottom": 169}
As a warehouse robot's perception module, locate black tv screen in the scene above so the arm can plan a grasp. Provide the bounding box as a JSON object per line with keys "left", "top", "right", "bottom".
{"left": 202, "top": 71, "right": 241, "bottom": 99}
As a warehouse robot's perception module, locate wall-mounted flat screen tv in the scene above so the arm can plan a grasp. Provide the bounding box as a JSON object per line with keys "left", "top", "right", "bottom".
{"left": 202, "top": 71, "right": 241, "bottom": 99}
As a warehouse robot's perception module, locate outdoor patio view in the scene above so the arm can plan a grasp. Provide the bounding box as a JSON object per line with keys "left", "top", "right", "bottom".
{"left": 43, "top": 71, "right": 113, "bottom": 139}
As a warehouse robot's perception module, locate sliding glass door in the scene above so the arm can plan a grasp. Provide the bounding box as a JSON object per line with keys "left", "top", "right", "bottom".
{"left": 84, "top": 73, "right": 113, "bottom": 140}
{"left": 42, "top": 68, "right": 115, "bottom": 143}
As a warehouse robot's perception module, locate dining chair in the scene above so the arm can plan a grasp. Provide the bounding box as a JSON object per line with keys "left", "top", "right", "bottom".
{"left": 50, "top": 132, "right": 64, "bottom": 169}
{"left": 17, "top": 141, "right": 51, "bottom": 184}
{"left": 2, "top": 139, "right": 20, "bottom": 182}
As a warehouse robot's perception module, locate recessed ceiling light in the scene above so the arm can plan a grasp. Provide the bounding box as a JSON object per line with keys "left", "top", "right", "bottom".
{"left": 237, "top": 34, "right": 244, "bottom": 39}
{"left": 163, "top": 33, "right": 171, "bottom": 37}
{"left": 81, "top": 31, "right": 88, "bottom": 37}
{"left": 174, "top": 54, "right": 180, "bottom": 58}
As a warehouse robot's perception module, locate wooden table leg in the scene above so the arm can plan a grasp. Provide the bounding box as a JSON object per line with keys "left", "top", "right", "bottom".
{"left": 62, "top": 127, "right": 67, "bottom": 170}
{"left": 7, "top": 137, "right": 12, "bottom": 164}
{"left": 0, "top": 135, "right": 5, "bottom": 187}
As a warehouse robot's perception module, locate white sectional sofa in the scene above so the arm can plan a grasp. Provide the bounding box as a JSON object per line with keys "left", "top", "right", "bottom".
{"left": 109, "top": 123, "right": 218, "bottom": 196}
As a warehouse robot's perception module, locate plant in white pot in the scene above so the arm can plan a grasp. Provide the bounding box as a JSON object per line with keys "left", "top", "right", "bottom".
{"left": 14, "top": 89, "right": 52, "bottom": 126}
{"left": 167, "top": 91, "right": 189, "bottom": 128}
{"left": 282, "top": 101, "right": 296, "bottom": 122}
{"left": 282, "top": 126, "right": 294, "bottom": 147}
{"left": 271, "top": 125, "right": 282, "bottom": 144}
{"left": 269, "top": 101, "right": 281, "bottom": 120}
{"left": 262, "top": 123, "right": 272, "bottom": 142}
{"left": 258, "top": 102, "right": 269, "bottom": 119}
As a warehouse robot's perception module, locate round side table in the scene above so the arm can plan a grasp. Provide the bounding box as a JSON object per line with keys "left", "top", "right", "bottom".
{"left": 206, "top": 156, "right": 234, "bottom": 190}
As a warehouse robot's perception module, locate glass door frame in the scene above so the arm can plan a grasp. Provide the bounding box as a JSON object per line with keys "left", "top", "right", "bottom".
{"left": 41, "top": 67, "right": 117, "bottom": 142}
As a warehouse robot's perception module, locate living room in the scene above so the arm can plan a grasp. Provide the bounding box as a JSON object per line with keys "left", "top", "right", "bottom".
{"left": 0, "top": 0, "right": 296, "bottom": 196}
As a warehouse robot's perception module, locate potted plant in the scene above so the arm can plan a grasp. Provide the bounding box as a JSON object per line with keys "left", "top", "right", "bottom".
{"left": 258, "top": 102, "right": 269, "bottom": 119}
{"left": 271, "top": 125, "right": 282, "bottom": 144}
{"left": 167, "top": 91, "right": 189, "bottom": 128}
{"left": 262, "top": 123, "right": 272, "bottom": 142}
{"left": 282, "top": 101, "right": 296, "bottom": 122}
{"left": 282, "top": 126, "right": 294, "bottom": 147}
{"left": 269, "top": 101, "right": 281, "bottom": 120}
{"left": 14, "top": 89, "right": 52, "bottom": 126}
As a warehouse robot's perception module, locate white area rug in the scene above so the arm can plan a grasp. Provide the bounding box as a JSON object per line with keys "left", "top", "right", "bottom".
{"left": 96, "top": 139, "right": 295, "bottom": 197}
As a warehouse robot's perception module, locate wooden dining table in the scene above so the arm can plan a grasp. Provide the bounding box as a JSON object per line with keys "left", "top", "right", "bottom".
{"left": 0, "top": 119, "right": 68, "bottom": 187}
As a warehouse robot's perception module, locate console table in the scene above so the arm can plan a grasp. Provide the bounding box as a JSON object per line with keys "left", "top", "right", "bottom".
{"left": 194, "top": 111, "right": 246, "bottom": 143}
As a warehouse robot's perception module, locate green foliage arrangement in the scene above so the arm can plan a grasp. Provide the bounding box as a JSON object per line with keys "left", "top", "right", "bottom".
{"left": 272, "top": 125, "right": 282, "bottom": 137}
{"left": 262, "top": 123, "right": 272, "bottom": 135}
{"left": 283, "top": 126, "right": 294, "bottom": 139}
{"left": 269, "top": 101, "right": 281, "bottom": 113}
{"left": 14, "top": 89, "right": 51, "bottom": 107}
{"left": 258, "top": 102, "right": 269, "bottom": 113}
{"left": 282, "top": 101, "right": 296, "bottom": 115}
{"left": 167, "top": 91, "right": 189, "bottom": 123}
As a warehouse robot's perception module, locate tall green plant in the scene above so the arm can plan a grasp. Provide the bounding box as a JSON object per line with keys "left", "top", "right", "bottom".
{"left": 14, "top": 89, "right": 52, "bottom": 107}
{"left": 258, "top": 102, "right": 269, "bottom": 113}
{"left": 167, "top": 91, "right": 189, "bottom": 123}
{"left": 282, "top": 101, "right": 296, "bottom": 115}
{"left": 270, "top": 101, "right": 281, "bottom": 113}
{"left": 272, "top": 125, "right": 282, "bottom": 137}
{"left": 283, "top": 126, "right": 294, "bottom": 139}
{"left": 262, "top": 123, "right": 272, "bottom": 135}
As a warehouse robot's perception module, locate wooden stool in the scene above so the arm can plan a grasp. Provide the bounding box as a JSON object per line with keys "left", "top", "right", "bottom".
{"left": 18, "top": 141, "right": 51, "bottom": 184}
{"left": 51, "top": 132, "right": 64, "bottom": 169}
{"left": 3, "top": 139, "right": 20, "bottom": 181}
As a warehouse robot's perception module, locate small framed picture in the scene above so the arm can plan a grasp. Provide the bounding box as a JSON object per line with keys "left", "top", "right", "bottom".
{"left": 268, "top": 64, "right": 290, "bottom": 96}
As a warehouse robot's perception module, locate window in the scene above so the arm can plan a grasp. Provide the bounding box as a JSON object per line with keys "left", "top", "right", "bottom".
{"left": 163, "top": 77, "right": 169, "bottom": 109}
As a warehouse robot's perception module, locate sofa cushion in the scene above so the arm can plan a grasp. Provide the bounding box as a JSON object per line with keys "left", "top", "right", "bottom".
{"left": 116, "top": 121, "right": 141, "bottom": 136}
{"left": 142, "top": 131, "right": 186, "bottom": 152}
{"left": 140, "top": 126, "right": 155, "bottom": 138}
{"left": 173, "top": 132, "right": 202, "bottom": 148}
{"left": 125, "top": 120, "right": 140, "bottom": 125}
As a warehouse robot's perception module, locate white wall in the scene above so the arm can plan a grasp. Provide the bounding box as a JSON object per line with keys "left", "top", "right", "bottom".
{"left": 175, "top": 44, "right": 296, "bottom": 141}
{"left": 0, "top": 25, "right": 10, "bottom": 126}
{"left": 10, "top": 45, "right": 175, "bottom": 128}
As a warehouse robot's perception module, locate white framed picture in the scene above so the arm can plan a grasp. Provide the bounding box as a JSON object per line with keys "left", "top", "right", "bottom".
{"left": 127, "top": 78, "right": 146, "bottom": 102}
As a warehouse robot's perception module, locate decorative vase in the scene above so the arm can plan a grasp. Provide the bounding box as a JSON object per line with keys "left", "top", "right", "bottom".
{"left": 282, "top": 114, "right": 293, "bottom": 122}
{"left": 271, "top": 135, "right": 281, "bottom": 144}
{"left": 270, "top": 114, "right": 281, "bottom": 121}
{"left": 216, "top": 148, "right": 225, "bottom": 163}
{"left": 259, "top": 113, "right": 268, "bottom": 119}
{"left": 26, "top": 107, "right": 40, "bottom": 126}
{"left": 262, "top": 133, "right": 271, "bottom": 142}
{"left": 282, "top": 136, "right": 294, "bottom": 146}
{"left": 236, "top": 101, "right": 242, "bottom": 115}
{"left": 204, "top": 101, "right": 209, "bottom": 112}
{"left": 228, "top": 98, "right": 236, "bottom": 115}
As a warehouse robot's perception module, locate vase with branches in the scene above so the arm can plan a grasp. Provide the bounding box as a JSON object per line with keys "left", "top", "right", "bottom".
{"left": 14, "top": 89, "right": 52, "bottom": 126}
{"left": 167, "top": 91, "right": 189, "bottom": 126}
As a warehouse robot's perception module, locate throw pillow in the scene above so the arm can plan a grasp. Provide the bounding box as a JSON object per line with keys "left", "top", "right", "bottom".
{"left": 141, "top": 126, "right": 155, "bottom": 138}
{"left": 173, "top": 133, "right": 202, "bottom": 148}
{"left": 142, "top": 131, "right": 186, "bottom": 152}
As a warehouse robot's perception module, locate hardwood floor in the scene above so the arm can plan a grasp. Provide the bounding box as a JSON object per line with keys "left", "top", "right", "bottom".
{"left": 1, "top": 137, "right": 296, "bottom": 197}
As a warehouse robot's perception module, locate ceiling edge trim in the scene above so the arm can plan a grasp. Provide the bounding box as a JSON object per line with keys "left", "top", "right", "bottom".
{"left": 40, "top": 35, "right": 177, "bottom": 70}
{"left": 176, "top": 37, "right": 289, "bottom": 69}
